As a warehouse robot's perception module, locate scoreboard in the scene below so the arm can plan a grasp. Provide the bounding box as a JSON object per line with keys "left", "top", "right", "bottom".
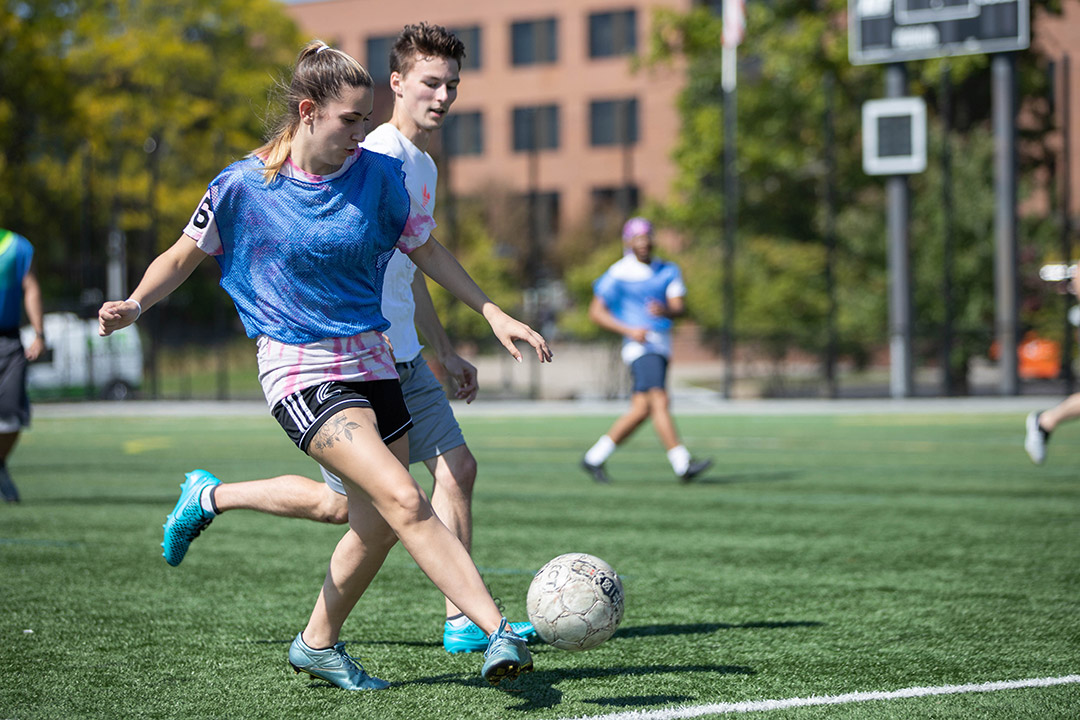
{"left": 849, "top": 0, "right": 1029, "bottom": 65}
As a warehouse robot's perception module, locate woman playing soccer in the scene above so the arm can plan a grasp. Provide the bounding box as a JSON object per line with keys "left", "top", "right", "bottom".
{"left": 98, "top": 41, "right": 547, "bottom": 690}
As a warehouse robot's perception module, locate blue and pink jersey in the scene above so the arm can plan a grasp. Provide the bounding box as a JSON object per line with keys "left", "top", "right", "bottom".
{"left": 183, "top": 150, "right": 435, "bottom": 406}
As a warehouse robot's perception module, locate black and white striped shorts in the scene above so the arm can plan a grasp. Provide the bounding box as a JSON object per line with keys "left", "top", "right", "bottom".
{"left": 270, "top": 379, "right": 412, "bottom": 454}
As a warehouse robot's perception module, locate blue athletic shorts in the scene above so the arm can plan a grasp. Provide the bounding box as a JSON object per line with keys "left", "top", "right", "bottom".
{"left": 630, "top": 353, "right": 669, "bottom": 393}
{"left": 321, "top": 354, "right": 466, "bottom": 494}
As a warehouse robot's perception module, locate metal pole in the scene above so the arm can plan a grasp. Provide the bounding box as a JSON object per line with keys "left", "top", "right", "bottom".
{"left": 823, "top": 71, "right": 838, "bottom": 398}
{"left": 722, "top": 45, "right": 737, "bottom": 399}
{"left": 941, "top": 62, "right": 956, "bottom": 395}
{"left": 617, "top": 103, "right": 634, "bottom": 216}
{"left": 993, "top": 53, "right": 1020, "bottom": 395}
{"left": 528, "top": 110, "right": 541, "bottom": 400}
{"left": 1060, "top": 55, "right": 1074, "bottom": 393}
{"left": 886, "top": 63, "right": 913, "bottom": 398}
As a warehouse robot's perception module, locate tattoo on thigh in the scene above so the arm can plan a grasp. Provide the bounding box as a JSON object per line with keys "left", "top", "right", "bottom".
{"left": 312, "top": 416, "right": 364, "bottom": 452}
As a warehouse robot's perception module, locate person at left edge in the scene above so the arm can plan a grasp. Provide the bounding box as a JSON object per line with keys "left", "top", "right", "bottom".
{"left": 0, "top": 227, "right": 45, "bottom": 503}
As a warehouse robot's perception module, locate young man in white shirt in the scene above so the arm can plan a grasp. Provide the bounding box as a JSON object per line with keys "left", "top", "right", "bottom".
{"left": 159, "top": 23, "right": 536, "bottom": 654}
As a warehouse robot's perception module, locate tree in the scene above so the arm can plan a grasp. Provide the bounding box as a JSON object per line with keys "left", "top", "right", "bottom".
{"left": 642, "top": 0, "right": 1063, "bottom": 389}
{"left": 0, "top": 0, "right": 303, "bottom": 321}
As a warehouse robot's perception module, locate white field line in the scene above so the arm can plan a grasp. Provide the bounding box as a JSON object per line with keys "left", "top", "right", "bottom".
{"left": 558, "top": 674, "right": 1080, "bottom": 720}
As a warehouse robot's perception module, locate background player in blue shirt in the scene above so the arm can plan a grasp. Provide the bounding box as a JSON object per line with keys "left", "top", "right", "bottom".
{"left": 581, "top": 217, "right": 711, "bottom": 484}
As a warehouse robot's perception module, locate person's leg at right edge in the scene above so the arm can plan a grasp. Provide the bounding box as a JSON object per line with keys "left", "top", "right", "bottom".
{"left": 1025, "top": 392, "right": 1080, "bottom": 465}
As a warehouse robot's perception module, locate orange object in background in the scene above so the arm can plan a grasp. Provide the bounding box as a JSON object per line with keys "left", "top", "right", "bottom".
{"left": 1018, "top": 333, "right": 1062, "bottom": 379}
{"left": 991, "top": 332, "right": 1062, "bottom": 379}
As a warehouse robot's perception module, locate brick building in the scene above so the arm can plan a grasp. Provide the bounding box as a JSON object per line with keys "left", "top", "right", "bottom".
{"left": 283, "top": 0, "right": 694, "bottom": 245}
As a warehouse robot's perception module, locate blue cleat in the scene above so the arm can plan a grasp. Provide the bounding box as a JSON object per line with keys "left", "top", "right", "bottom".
{"left": 161, "top": 470, "right": 221, "bottom": 567}
{"left": 444, "top": 619, "right": 537, "bottom": 654}
{"left": 288, "top": 632, "right": 390, "bottom": 691}
{"left": 481, "top": 618, "right": 533, "bottom": 685}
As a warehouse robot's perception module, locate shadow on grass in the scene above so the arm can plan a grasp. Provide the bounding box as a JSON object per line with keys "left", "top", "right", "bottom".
{"left": 249, "top": 637, "right": 444, "bottom": 650}
{"left": 250, "top": 619, "right": 821, "bottom": 652}
{"left": 400, "top": 663, "right": 755, "bottom": 712}
{"left": 614, "top": 620, "right": 823, "bottom": 639}
{"left": 591, "top": 694, "right": 695, "bottom": 708}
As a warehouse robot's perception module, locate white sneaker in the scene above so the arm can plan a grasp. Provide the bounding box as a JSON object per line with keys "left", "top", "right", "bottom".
{"left": 1024, "top": 411, "right": 1048, "bottom": 465}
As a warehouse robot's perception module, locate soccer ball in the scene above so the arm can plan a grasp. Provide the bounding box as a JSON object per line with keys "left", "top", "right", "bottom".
{"left": 526, "top": 553, "right": 624, "bottom": 651}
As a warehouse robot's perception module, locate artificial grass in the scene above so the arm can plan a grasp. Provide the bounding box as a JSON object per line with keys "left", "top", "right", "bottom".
{"left": 2, "top": 409, "right": 1078, "bottom": 719}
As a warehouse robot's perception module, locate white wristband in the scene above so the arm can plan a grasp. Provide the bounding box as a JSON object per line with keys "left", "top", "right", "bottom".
{"left": 126, "top": 298, "right": 142, "bottom": 321}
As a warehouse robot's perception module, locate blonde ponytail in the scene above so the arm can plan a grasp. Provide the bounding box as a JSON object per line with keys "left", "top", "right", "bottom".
{"left": 251, "top": 41, "right": 373, "bottom": 182}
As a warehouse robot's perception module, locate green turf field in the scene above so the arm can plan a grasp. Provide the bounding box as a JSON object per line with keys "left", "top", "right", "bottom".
{"left": 2, "top": 408, "right": 1079, "bottom": 719}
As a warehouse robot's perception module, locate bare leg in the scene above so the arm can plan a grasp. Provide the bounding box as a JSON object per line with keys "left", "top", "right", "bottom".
{"left": 423, "top": 444, "right": 477, "bottom": 619}
{"left": 0, "top": 431, "right": 20, "bottom": 502}
{"left": 213, "top": 475, "right": 348, "bottom": 524}
{"left": 606, "top": 392, "right": 651, "bottom": 445}
{"left": 305, "top": 408, "right": 504, "bottom": 647}
{"left": 1039, "top": 393, "right": 1080, "bottom": 433}
{"left": 646, "top": 388, "right": 681, "bottom": 451}
{"left": 302, "top": 489, "right": 398, "bottom": 648}
{"left": 0, "top": 431, "right": 19, "bottom": 462}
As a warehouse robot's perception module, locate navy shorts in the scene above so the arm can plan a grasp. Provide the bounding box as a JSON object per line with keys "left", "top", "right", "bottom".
{"left": 630, "top": 353, "right": 669, "bottom": 393}
{"left": 271, "top": 379, "right": 412, "bottom": 454}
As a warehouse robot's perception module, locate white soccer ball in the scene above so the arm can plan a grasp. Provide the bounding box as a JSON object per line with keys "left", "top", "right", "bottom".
{"left": 526, "top": 552, "right": 624, "bottom": 651}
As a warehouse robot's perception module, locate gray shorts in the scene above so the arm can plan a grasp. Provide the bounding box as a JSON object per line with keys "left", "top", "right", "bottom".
{"left": 320, "top": 354, "right": 466, "bottom": 494}
{"left": 0, "top": 336, "right": 29, "bottom": 433}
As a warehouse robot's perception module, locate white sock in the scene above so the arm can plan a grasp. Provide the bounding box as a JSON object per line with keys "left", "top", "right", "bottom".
{"left": 199, "top": 486, "right": 218, "bottom": 515}
{"left": 584, "top": 435, "right": 617, "bottom": 466}
{"left": 667, "top": 445, "right": 691, "bottom": 475}
{"left": 446, "top": 614, "right": 471, "bottom": 629}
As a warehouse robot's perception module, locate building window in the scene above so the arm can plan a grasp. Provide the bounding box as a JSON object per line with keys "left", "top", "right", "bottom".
{"left": 590, "top": 98, "right": 639, "bottom": 146}
{"left": 512, "top": 105, "right": 560, "bottom": 152}
{"left": 591, "top": 186, "right": 641, "bottom": 223}
{"left": 589, "top": 10, "right": 637, "bottom": 58}
{"left": 511, "top": 18, "right": 558, "bottom": 65}
{"left": 366, "top": 34, "right": 395, "bottom": 81}
{"left": 518, "top": 191, "right": 561, "bottom": 245}
{"left": 443, "top": 111, "right": 484, "bottom": 156}
{"left": 448, "top": 26, "right": 482, "bottom": 71}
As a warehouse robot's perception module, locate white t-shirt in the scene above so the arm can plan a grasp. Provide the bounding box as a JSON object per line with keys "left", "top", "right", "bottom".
{"left": 361, "top": 124, "right": 439, "bottom": 364}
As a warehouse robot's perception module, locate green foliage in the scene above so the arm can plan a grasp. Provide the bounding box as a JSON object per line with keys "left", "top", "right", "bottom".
{"left": 645, "top": 0, "right": 1064, "bottom": 380}
{"left": 0, "top": 1, "right": 83, "bottom": 295}
{"left": 558, "top": 235, "right": 623, "bottom": 340}
{"left": 0, "top": 0, "right": 302, "bottom": 314}
{"left": 425, "top": 204, "right": 519, "bottom": 348}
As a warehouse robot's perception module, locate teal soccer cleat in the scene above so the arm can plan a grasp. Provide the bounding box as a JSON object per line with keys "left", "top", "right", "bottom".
{"left": 161, "top": 469, "right": 221, "bottom": 567}
{"left": 288, "top": 633, "right": 390, "bottom": 691}
{"left": 444, "top": 619, "right": 537, "bottom": 654}
{"left": 481, "top": 618, "right": 533, "bottom": 685}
